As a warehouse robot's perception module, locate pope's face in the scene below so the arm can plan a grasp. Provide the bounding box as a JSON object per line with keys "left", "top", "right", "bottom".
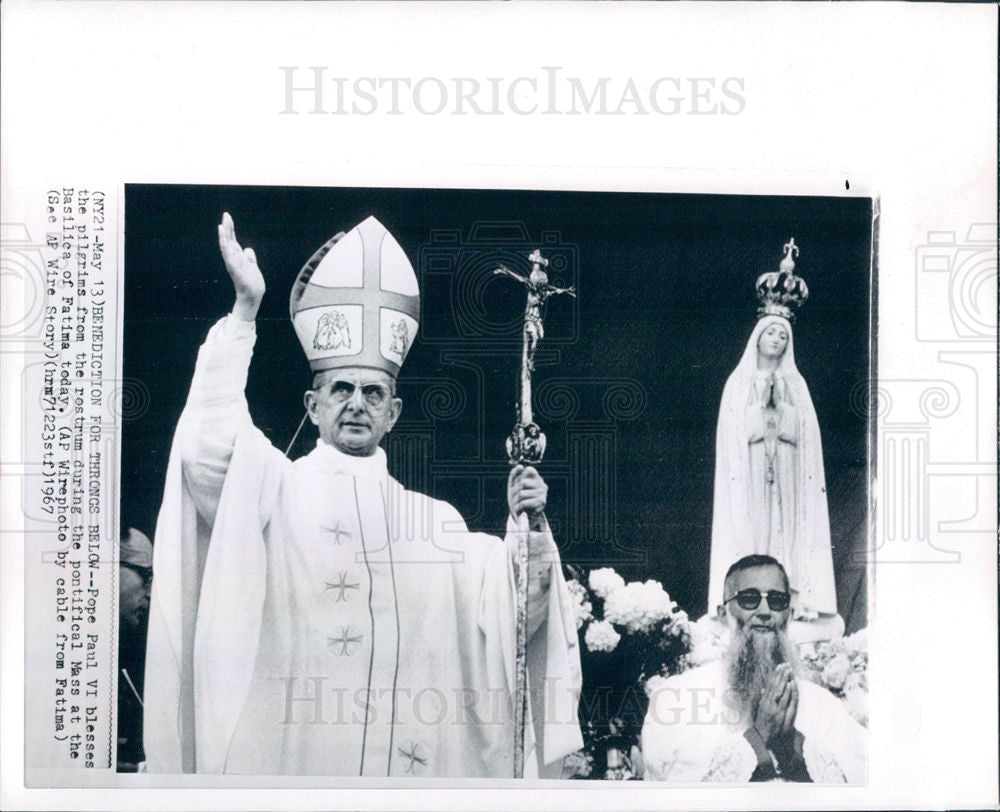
{"left": 757, "top": 322, "right": 789, "bottom": 360}
{"left": 724, "top": 564, "right": 791, "bottom": 638}
{"left": 305, "top": 367, "right": 402, "bottom": 456}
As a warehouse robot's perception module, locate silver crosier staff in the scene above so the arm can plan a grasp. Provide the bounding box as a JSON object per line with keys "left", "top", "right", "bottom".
{"left": 494, "top": 248, "right": 575, "bottom": 777}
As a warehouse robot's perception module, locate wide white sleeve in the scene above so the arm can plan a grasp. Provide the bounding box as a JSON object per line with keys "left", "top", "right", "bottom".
{"left": 465, "top": 508, "right": 581, "bottom": 773}
{"left": 642, "top": 671, "right": 758, "bottom": 782}
{"left": 518, "top": 520, "right": 583, "bottom": 773}
{"left": 504, "top": 514, "right": 558, "bottom": 639}
{"left": 178, "top": 315, "right": 257, "bottom": 526}
{"left": 798, "top": 683, "right": 868, "bottom": 784}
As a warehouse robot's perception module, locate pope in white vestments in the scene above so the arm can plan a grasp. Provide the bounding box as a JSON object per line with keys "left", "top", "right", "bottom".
{"left": 143, "top": 214, "right": 583, "bottom": 777}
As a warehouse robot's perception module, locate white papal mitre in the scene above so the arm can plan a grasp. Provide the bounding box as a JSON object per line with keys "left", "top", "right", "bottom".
{"left": 289, "top": 216, "right": 420, "bottom": 377}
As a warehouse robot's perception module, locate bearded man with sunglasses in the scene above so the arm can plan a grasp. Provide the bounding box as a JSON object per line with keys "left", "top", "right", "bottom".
{"left": 642, "top": 555, "right": 866, "bottom": 783}
{"left": 143, "top": 214, "right": 582, "bottom": 778}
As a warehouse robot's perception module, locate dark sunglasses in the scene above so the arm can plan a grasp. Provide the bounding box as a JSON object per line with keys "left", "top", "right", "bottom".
{"left": 724, "top": 589, "right": 791, "bottom": 612}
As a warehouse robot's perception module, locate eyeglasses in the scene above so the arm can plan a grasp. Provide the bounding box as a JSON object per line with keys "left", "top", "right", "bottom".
{"left": 323, "top": 379, "right": 394, "bottom": 414}
{"left": 724, "top": 589, "right": 791, "bottom": 612}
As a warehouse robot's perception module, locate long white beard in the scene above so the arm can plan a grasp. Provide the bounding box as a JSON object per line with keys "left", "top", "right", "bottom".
{"left": 725, "top": 625, "right": 799, "bottom": 720}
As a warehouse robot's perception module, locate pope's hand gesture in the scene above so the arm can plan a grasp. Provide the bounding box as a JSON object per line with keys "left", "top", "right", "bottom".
{"left": 218, "top": 212, "right": 265, "bottom": 322}
{"left": 507, "top": 464, "right": 548, "bottom": 531}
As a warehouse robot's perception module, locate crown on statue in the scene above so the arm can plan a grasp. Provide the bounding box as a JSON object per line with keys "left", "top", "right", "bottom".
{"left": 755, "top": 237, "right": 809, "bottom": 322}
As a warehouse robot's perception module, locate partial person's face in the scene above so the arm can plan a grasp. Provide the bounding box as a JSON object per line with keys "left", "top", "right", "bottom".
{"left": 304, "top": 367, "right": 402, "bottom": 456}
{"left": 757, "top": 322, "right": 789, "bottom": 360}
{"left": 119, "top": 564, "right": 151, "bottom": 630}
{"left": 723, "top": 564, "right": 792, "bottom": 637}
{"left": 724, "top": 564, "right": 796, "bottom": 717}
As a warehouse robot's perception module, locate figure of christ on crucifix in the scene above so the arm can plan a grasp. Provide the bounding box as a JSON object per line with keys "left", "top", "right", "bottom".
{"left": 494, "top": 249, "right": 576, "bottom": 467}
{"left": 495, "top": 249, "right": 576, "bottom": 373}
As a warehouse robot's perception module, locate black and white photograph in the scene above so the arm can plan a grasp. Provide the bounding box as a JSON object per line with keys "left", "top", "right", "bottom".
{"left": 1, "top": 2, "right": 996, "bottom": 810}
{"left": 120, "top": 184, "right": 873, "bottom": 781}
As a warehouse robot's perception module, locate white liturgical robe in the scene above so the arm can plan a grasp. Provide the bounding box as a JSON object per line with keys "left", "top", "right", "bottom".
{"left": 641, "top": 660, "right": 866, "bottom": 783}
{"left": 144, "top": 316, "right": 583, "bottom": 777}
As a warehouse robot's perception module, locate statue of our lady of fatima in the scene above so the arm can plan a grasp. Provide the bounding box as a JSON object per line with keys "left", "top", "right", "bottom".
{"left": 708, "top": 240, "right": 839, "bottom": 628}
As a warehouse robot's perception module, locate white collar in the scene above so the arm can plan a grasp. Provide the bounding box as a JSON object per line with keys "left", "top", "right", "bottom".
{"left": 314, "top": 437, "right": 389, "bottom": 481}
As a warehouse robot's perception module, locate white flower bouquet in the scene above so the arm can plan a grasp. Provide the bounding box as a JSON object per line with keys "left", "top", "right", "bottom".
{"left": 799, "top": 628, "right": 869, "bottom": 726}
{"left": 562, "top": 565, "right": 692, "bottom": 779}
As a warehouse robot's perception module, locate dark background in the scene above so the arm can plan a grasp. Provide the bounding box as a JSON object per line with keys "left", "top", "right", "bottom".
{"left": 122, "top": 184, "right": 872, "bottom": 632}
